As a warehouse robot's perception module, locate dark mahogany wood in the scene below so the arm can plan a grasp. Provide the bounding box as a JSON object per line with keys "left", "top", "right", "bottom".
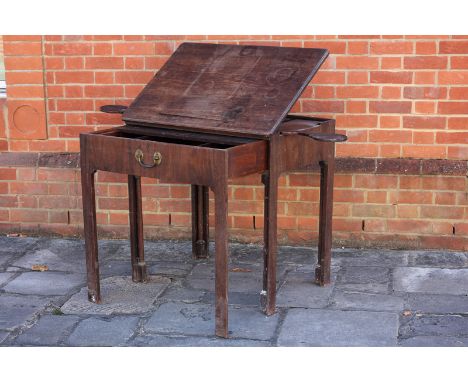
{"left": 128, "top": 175, "right": 147, "bottom": 282}
{"left": 80, "top": 43, "right": 346, "bottom": 338}
{"left": 191, "top": 185, "right": 209, "bottom": 259}
{"left": 80, "top": 139, "right": 100, "bottom": 303}
{"left": 123, "top": 43, "right": 328, "bottom": 139}
{"left": 100, "top": 105, "right": 128, "bottom": 114}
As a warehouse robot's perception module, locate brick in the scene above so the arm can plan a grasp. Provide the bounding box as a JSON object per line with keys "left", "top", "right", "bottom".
{"left": 5, "top": 71, "right": 44, "bottom": 85}
{"left": 389, "top": 191, "right": 433, "bottom": 204}
{"left": 6, "top": 86, "right": 45, "bottom": 98}
{"left": 367, "top": 191, "right": 387, "bottom": 203}
{"left": 402, "top": 146, "right": 446, "bottom": 159}
{"left": 56, "top": 99, "right": 94, "bottom": 111}
{"left": 3, "top": 41, "right": 42, "bottom": 55}
{"left": 302, "top": 100, "right": 344, "bottom": 113}
{"left": 404, "top": 56, "right": 448, "bottom": 69}
{"left": 114, "top": 71, "right": 154, "bottom": 84}
{"left": 396, "top": 205, "right": 419, "bottom": 218}
{"left": 380, "top": 116, "right": 401, "bottom": 128}
{"left": 435, "top": 192, "right": 456, "bottom": 205}
{"left": 413, "top": 131, "right": 435, "bottom": 144}
{"left": 450, "top": 87, "right": 468, "bottom": 99}
{"left": 369, "top": 101, "right": 412, "bottom": 114}
{"left": 85, "top": 57, "right": 124, "bottom": 69}
{"left": 439, "top": 40, "right": 468, "bottom": 54}
{"left": 451, "top": 57, "right": 468, "bottom": 69}
{"left": 10, "top": 209, "right": 48, "bottom": 223}
{"left": 352, "top": 204, "right": 395, "bottom": 218}
{"left": 336, "top": 86, "right": 379, "bottom": 98}
{"left": 381, "top": 57, "right": 402, "bottom": 69}
{"left": 381, "top": 87, "right": 401, "bottom": 99}
{"left": 416, "top": 41, "right": 437, "bottom": 55}
{"left": 387, "top": 220, "right": 432, "bottom": 234}
{"left": 438, "top": 102, "right": 468, "bottom": 114}
{"left": 403, "top": 86, "right": 447, "bottom": 99}
{"left": 347, "top": 72, "right": 369, "bottom": 84}
{"left": 55, "top": 71, "right": 94, "bottom": 84}
{"left": 84, "top": 85, "right": 124, "bottom": 98}
{"left": 439, "top": 71, "right": 468, "bottom": 85}
{"left": 334, "top": 189, "right": 365, "bottom": 203}
{"left": 370, "top": 41, "right": 413, "bottom": 54}
{"left": 347, "top": 41, "right": 368, "bottom": 55}
{"left": 303, "top": 41, "right": 346, "bottom": 54}
{"left": 415, "top": 72, "right": 436, "bottom": 84}
{"left": 336, "top": 115, "right": 377, "bottom": 128}
{"left": 346, "top": 101, "right": 367, "bottom": 113}
{"left": 355, "top": 175, "right": 398, "bottom": 189}
{"left": 4, "top": 56, "right": 43, "bottom": 70}
{"left": 93, "top": 43, "right": 113, "bottom": 55}
{"left": 436, "top": 132, "right": 468, "bottom": 144}
{"left": 64, "top": 57, "right": 84, "bottom": 70}
{"left": 369, "top": 130, "right": 412, "bottom": 143}
{"left": 114, "top": 42, "right": 154, "bottom": 55}
{"left": 420, "top": 206, "right": 464, "bottom": 219}
{"left": 311, "top": 72, "right": 345, "bottom": 84}
{"left": 403, "top": 116, "right": 446, "bottom": 129}
{"left": 422, "top": 177, "right": 466, "bottom": 191}
{"left": 415, "top": 101, "right": 436, "bottom": 114}
{"left": 336, "top": 143, "right": 378, "bottom": 158}
{"left": 448, "top": 147, "right": 468, "bottom": 160}
{"left": 448, "top": 117, "right": 468, "bottom": 129}
{"left": 336, "top": 57, "right": 379, "bottom": 69}
{"left": 51, "top": 43, "right": 92, "bottom": 55}
{"left": 370, "top": 71, "right": 413, "bottom": 84}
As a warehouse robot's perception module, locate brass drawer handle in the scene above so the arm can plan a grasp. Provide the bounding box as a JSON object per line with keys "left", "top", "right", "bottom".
{"left": 135, "top": 149, "right": 162, "bottom": 168}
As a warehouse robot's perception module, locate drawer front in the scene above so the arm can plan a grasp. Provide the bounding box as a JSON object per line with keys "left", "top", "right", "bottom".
{"left": 81, "top": 131, "right": 226, "bottom": 186}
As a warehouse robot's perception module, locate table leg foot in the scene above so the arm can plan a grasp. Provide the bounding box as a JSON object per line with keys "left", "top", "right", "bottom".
{"left": 87, "top": 290, "right": 101, "bottom": 304}
{"left": 132, "top": 262, "right": 148, "bottom": 283}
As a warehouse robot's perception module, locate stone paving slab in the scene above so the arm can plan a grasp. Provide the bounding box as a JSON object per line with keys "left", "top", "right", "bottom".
{"left": 14, "top": 315, "right": 81, "bottom": 346}
{"left": 61, "top": 276, "right": 171, "bottom": 315}
{"left": 13, "top": 248, "right": 85, "bottom": 273}
{"left": 161, "top": 284, "right": 206, "bottom": 303}
{"left": 393, "top": 267, "right": 468, "bottom": 295}
{"left": 331, "top": 290, "right": 404, "bottom": 312}
{"left": 67, "top": 316, "right": 140, "bottom": 346}
{"left": 398, "top": 336, "right": 468, "bottom": 347}
{"left": 335, "top": 249, "right": 408, "bottom": 267}
{"left": 0, "top": 237, "right": 39, "bottom": 260}
{"left": 278, "top": 308, "right": 398, "bottom": 346}
{"left": 335, "top": 266, "right": 391, "bottom": 293}
{"left": 145, "top": 302, "right": 279, "bottom": 340}
{"left": 407, "top": 251, "right": 468, "bottom": 268}
{"left": 0, "top": 295, "right": 50, "bottom": 331}
{"left": 276, "top": 271, "right": 335, "bottom": 308}
{"left": 0, "top": 273, "right": 16, "bottom": 287}
{"left": 405, "top": 294, "right": 468, "bottom": 314}
{"left": 399, "top": 314, "right": 468, "bottom": 338}
{"left": 3, "top": 272, "right": 85, "bottom": 296}
{"left": 0, "top": 331, "right": 9, "bottom": 343}
{"left": 110, "top": 241, "right": 193, "bottom": 262}
{"left": 130, "top": 334, "right": 270, "bottom": 347}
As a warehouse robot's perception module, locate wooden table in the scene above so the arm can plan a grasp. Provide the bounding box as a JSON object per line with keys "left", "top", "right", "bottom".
{"left": 80, "top": 43, "right": 346, "bottom": 337}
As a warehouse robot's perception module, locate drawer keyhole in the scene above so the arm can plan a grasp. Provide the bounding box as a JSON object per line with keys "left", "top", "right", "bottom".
{"left": 135, "top": 149, "right": 162, "bottom": 168}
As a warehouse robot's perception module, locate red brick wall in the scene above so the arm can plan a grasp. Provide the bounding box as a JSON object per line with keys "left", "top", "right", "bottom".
{"left": 0, "top": 35, "right": 467, "bottom": 250}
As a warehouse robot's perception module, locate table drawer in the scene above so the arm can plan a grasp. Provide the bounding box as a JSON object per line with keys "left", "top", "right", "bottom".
{"left": 80, "top": 128, "right": 267, "bottom": 185}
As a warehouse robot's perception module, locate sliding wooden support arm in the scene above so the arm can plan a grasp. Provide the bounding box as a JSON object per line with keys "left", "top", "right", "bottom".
{"left": 281, "top": 130, "right": 348, "bottom": 142}
{"left": 100, "top": 105, "right": 128, "bottom": 114}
